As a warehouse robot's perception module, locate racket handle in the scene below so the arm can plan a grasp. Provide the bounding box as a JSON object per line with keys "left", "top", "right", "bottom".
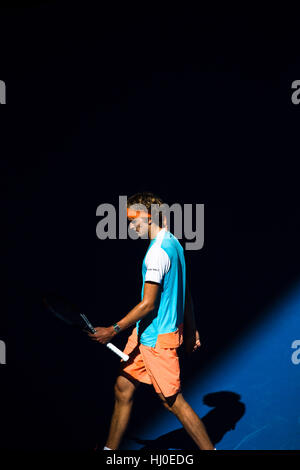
{"left": 106, "top": 342, "right": 129, "bottom": 362}
{"left": 80, "top": 313, "right": 96, "bottom": 333}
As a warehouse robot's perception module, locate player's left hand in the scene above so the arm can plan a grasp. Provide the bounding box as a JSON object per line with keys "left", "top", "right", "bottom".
{"left": 184, "top": 329, "right": 201, "bottom": 355}
{"left": 87, "top": 326, "right": 116, "bottom": 344}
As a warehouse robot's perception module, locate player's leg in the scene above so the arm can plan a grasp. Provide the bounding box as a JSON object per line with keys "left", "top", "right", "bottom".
{"left": 105, "top": 374, "right": 140, "bottom": 450}
{"left": 104, "top": 328, "right": 152, "bottom": 450}
{"left": 157, "top": 392, "right": 215, "bottom": 450}
{"left": 141, "top": 344, "right": 215, "bottom": 450}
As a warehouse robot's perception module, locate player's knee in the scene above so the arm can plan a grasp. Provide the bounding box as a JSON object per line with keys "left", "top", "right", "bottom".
{"left": 114, "top": 377, "right": 135, "bottom": 404}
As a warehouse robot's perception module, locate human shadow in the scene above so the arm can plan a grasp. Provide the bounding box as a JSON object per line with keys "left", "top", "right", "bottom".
{"left": 129, "top": 391, "right": 245, "bottom": 450}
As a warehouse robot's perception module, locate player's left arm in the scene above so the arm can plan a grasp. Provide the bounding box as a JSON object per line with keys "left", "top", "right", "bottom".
{"left": 184, "top": 283, "right": 201, "bottom": 354}
{"left": 89, "top": 281, "right": 161, "bottom": 344}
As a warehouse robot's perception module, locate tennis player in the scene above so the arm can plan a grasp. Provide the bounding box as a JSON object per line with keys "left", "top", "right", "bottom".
{"left": 90, "top": 193, "right": 215, "bottom": 451}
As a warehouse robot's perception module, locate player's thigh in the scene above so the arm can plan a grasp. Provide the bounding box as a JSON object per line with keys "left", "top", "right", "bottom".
{"left": 157, "top": 392, "right": 170, "bottom": 410}
{"left": 114, "top": 374, "right": 140, "bottom": 401}
{"left": 157, "top": 391, "right": 182, "bottom": 411}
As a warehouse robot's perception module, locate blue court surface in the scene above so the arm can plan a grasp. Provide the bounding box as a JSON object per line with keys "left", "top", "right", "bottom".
{"left": 121, "top": 281, "right": 300, "bottom": 450}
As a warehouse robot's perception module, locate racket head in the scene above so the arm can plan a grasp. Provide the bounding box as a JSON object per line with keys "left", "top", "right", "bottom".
{"left": 42, "top": 292, "right": 93, "bottom": 332}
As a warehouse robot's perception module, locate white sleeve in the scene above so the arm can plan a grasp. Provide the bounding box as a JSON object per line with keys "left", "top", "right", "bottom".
{"left": 144, "top": 246, "right": 171, "bottom": 284}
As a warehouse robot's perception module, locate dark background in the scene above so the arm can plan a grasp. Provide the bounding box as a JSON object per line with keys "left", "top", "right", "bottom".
{"left": 1, "top": 2, "right": 300, "bottom": 451}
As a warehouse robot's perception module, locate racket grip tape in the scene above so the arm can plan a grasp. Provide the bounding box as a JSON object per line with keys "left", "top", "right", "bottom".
{"left": 80, "top": 313, "right": 96, "bottom": 333}
{"left": 106, "top": 342, "right": 129, "bottom": 362}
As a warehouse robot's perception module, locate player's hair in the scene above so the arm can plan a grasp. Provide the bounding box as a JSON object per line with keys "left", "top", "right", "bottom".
{"left": 127, "top": 192, "right": 165, "bottom": 228}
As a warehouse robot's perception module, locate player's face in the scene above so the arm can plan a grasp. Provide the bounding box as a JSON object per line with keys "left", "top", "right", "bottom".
{"left": 128, "top": 216, "right": 149, "bottom": 238}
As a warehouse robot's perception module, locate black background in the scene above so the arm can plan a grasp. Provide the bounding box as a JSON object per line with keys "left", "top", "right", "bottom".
{"left": 1, "top": 2, "right": 300, "bottom": 452}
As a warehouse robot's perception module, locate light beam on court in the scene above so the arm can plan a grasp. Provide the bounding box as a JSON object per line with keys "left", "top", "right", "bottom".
{"left": 123, "top": 280, "right": 300, "bottom": 450}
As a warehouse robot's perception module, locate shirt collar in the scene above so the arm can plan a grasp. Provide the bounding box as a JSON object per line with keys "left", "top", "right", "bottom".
{"left": 153, "top": 227, "right": 166, "bottom": 242}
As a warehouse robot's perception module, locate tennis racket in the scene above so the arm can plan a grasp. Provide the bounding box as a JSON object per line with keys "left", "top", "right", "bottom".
{"left": 43, "top": 293, "right": 129, "bottom": 361}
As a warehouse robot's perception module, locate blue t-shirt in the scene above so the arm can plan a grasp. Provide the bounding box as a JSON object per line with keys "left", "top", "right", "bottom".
{"left": 136, "top": 228, "right": 186, "bottom": 347}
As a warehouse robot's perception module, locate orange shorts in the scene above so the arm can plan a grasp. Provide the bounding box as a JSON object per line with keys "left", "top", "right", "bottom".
{"left": 119, "top": 327, "right": 181, "bottom": 398}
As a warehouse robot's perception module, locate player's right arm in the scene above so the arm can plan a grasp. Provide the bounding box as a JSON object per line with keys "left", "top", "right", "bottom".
{"left": 89, "top": 281, "right": 161, "bottom": 344}
{"left": 116, "top": 281, "right": 161, "bottom": 332}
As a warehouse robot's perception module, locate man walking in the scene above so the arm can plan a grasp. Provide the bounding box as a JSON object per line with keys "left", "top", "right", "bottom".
{"left": 90, "top": 193, "right": 215, "bottom": 450}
